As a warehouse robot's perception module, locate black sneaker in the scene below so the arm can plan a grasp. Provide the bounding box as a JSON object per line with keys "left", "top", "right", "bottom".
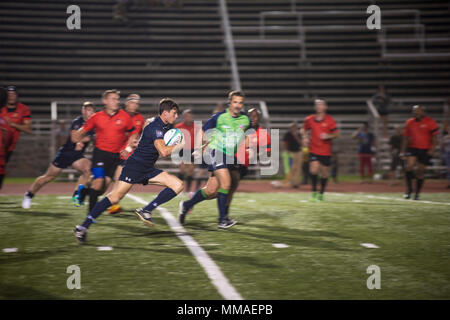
{"left": 218, "top": 219, "right": 237, "bottom": 229}
{"left": 178, "top": 200, "right": 188, "bottom": 225}
{"left": 225, "top": 216, "right": 236, "bottom": 224}
{"left": 73, "top": 226, "right": 87, "bottom": 244}
{"left": 135, "top": 208, "right": 154, "bottom": 227}
{"left": 414, "top": 193, "right": 420, "bottom": 201}
{"left": 403, "top": 192, "right": 411, "bottom": 199}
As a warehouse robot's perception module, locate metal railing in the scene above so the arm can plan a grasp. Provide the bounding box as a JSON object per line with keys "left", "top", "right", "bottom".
{"left": 218, "top": 0, "right": 241, "bottom": 91}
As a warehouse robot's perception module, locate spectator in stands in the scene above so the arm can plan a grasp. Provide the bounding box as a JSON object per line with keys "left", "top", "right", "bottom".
{"left": 441, "top": 129, "right": 450, "bottom": 188}
{"left": 282, "top": 122, "right": 303, "bottom": 188}
{"left": 0, "top": 85, "right": 32, "bottom": 164}
{"left": 388, "top": 125, "right": 404, "bottom": 185}
{"left": 353, "top": 122, "right": 375, "bottom": 183}
{"left": 371, "top": 84, "right": 391, "bottom": 137}
{"left": 213, "top": 102, "right": 226, "bottom": 114}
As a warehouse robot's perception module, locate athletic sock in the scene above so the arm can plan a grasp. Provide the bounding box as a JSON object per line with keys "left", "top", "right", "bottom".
{"left": 405, "top": 171, "right": 413, "bottom": 194}
{"left": 81, "top": 197, "right": 112, "bottom": 229}
{"left": 217, "top": 188, "right": 229, "bottom": 223}
{"left": 225, "top": 205, "right": 230, "bottom": 217}
{"left": 186, "top": 176, "right": 193, "bottom": 193}
{"left": 311, "top": 174, "right": 318, "bottom": 192}
{"left": 25, "top": 191, "right": 34, "bottom": 199}
{"left": 416, "top": 178, "right": 424, "bottom": 195}
{"left": 320, "top": 178, "right": 328, "bottom": 195}
{"left": 143, "top": 187, "right": 177, "bottom": 212}
{"left": 184, "top": 188, "right": 207, "bottom": 211}
{"left": 80, "top": 187, "right": 90, "bottom": 203}
{"left": 89, "top": 189, "right": 101, "bottom": 212}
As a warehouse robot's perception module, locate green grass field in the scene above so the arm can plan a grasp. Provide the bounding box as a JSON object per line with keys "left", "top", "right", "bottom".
{"left": 0, "top": 192, "right": 449, "bottom": 300}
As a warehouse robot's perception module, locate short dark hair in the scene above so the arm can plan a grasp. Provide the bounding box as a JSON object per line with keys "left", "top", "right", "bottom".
{"left": 228, "top": 90, "right": 245, "bottom": 100}
{"left": 159, "top": 98, "right": 179, "bottom": 115}
{"left": 102, "top": 89, "right": 120, "bottom": 99}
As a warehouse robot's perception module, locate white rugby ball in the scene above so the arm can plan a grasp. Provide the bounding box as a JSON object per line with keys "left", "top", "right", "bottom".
{"left": 164, "top": 128, "right": 183, "bottom": 146}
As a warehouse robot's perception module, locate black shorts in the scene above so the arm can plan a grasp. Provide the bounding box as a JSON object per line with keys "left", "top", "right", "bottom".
{"left": 207, "top": 149, "right": 240, "bottom": 172}
{"left": 309, "top": 152, "right": 331, "bottom": 167}
{"left": 52, "top": 149, "right": 84, "bottom": 169}
{"left": 406, "top": 148, "right": 431, "bottom": 165}
{"left": 119, "top": 164, "right": 163, "bottom": 185}
{"left": 91, "top": 148, "right": 121, "bottom": 179}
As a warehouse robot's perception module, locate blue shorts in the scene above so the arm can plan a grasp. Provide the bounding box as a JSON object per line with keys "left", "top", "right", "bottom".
{"left": 207, "top": 149, "right": 240, "bottom": 172}
{"left": 119, "top": 164, "right": 163, "bottom": 185}
{"left": 52, "top": 150, "right": 84, "bottom": 169}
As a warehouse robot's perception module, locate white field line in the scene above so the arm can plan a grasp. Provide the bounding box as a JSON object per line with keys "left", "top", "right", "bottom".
{"left": 125, "top": 193, "right": 243, "bottom": 300}
{"left": 329, "top": 192, "right": 450, "bottom": 206}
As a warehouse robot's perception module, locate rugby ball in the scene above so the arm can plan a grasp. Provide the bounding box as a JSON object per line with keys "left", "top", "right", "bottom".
{"left": 164, "top": 128, "right": 183, "bottom": 146}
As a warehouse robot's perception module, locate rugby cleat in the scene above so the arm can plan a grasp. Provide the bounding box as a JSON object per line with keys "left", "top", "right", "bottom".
{"left": 318, "top": 193, "right": 324, "bottom": 202}
{"left": 107, "top": 204, "right": 122, "bottom": 215}
{"left": 311, "top": 191, "right": 319, "bottom": 203}
{"left": 135, "top": 208, "right": 154, "bottom": 227}
{"left": 403, "top": 192, "right": 411, "bottom": 200}
{"left": 414, "top": 193, "right": 420, "bottom": 201}
{"left": 22, "top": 195, "right": 32, "bottom": 209}
{"left": 218, "top": 219, "right": 237, "bottom": 229}
{"left": 178, "top": 200, "right": 188, "bottom": 225}
{"left": 73, "top": 226, "right": 87, "bottom": 244}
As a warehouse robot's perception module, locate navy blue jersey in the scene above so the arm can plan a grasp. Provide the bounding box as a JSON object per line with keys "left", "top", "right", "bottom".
{"left": 60, "top": 116, "right": 94, "bottom": 154}
{"left": 126, "top": 116, "right": 172, "bottom": 170}
{"left": 357, "top": 131, "right": 374, "bottom": 154}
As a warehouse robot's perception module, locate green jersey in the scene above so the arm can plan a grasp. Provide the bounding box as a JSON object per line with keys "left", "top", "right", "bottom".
{"left": 202, "top": 109, "right": 250, "bottom": 155}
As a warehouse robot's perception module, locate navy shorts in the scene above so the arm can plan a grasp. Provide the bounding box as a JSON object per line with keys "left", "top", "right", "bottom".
{"left": 207, "top": 149, "right": 238, "bottom": 172}
{"left": 309, "top": 152, "right": 331, "bottom": 167}
{"left": 406, "top": 148, "right": 431, "bottom": 165}
{"left": 52, "top": 150, "right": 84, "bottom": 169}
{"left": 119, "top": 164, "right": 163, "bottom": 185}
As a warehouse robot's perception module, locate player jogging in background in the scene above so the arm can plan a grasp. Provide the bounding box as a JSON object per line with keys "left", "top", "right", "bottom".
{"left": 73, "top": 98, "right": 184, "bottom": 244}
{"left": 107, "top": 93, "right": 145, "bottom": 214}
{"left": 301, "top": 99, "right": 339, "bottom": 202}
{"left": 178, "top": 90, "right": 250, "bottom": 229}
{"left": 21, "top": 102, "right": 95, "bottom": 209}
{"left": 400, "top": 105, "right": 438, "bottom": 200}
{"left": 72, "top": 89, "right": 139, "bottom": 214}
{"left": 0, "top": 85, "right": 32, "bottom": 165}
{"left": 175, "top": 109, "right": 200, "bottom": 196}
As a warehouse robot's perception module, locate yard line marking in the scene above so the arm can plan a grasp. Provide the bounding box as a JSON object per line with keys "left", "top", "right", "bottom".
{"left": 361, "top": 243, "right": 379, "bottom": 249}
{"left": 97, "top": 246, "right": 113, "bottom": 251}
{"left": 330, "top": 193, "right": 450, "bottom": 206}
{"left": 2, "top": 248, "right": 18, "bottom": 253}
{"left": 126, "top": 193, "right": 243, "bottom": 300}
{"left": 272, "top": 243, "right": 290, "bottom": 248}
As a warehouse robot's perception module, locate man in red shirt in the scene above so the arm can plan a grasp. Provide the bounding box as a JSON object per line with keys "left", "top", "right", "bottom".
{"left": 0, "top": 86, "right": 32, "bottom": 164}
{"left": 301, "top": 99, "right": 339, "bottom": 202}
{"left": 400, "top": 105, "right": 438, "bottom": 200}
{"left": 73, "top": 89, "right": 139, "bottom": 212}
{"left": 108, "top": 93, "right": 145, "bottom": 214}
{"left": 175, "top": 109, "right": 200, "bottom": 195}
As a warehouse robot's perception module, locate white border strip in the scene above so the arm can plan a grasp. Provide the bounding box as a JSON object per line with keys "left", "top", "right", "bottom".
{"left": 126, "top": 193, "right": 243, "bottom": 300}
{"left": 330, "top": 192, "right": 450, "bottom": 206}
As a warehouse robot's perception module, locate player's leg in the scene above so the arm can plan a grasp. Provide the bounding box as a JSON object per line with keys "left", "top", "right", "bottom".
{"left": 179, "top": 173, "right": 219, "bottom": 224}
{"left": 213, "top": 167, "right": 232, "bottom": 227}
{"left": 71, "top": 158, "right": 91, "bottom": 206}
{"left": 225, "top": 167, "right": 241, "bottom": 219}
{"left": 318, "top": 162, "right": 330, "bottom": 201}
{"left": 309, "top": 159, "right": 320, "bottom": 201}
{"left": 404, "top": 155, "right": 417, "bottom": 199}
{"left": 23, "top": 164, "right": 62, "bottom": 209}
{"left": 414, "top": 159, "right": 426, "bottom": 200}
{"left": 74, "top": 180, "right": 133, "bottom": 244}
{"left": 185, "top": 163, "right": 195, "bottom": 194}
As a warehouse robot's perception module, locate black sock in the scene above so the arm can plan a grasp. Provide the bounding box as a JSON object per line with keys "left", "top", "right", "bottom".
{"left": 405, "top": 171, "right": 413, "bottom": 194}
{"left": 25, "top": 191, "right": 34, "bottom": 198}
{"left": 81, "top": 197, "right": 112, "bottom": 229}
{"left": 186, "top": 176, "right": 193, "bottom": 193}
{"left": 311, "top": 174, "right": 318, "bottom": 192}
{"left": 416, "top": 179, "right": 424, "bottom": 195}
{"left": 195, "top": 178, "right": 202, "bottom": 190}
{"left": 72, "top": 189, "right": 77, "bottom": 198}
{"left": 80, "top": 187, "right": 90, "bottom": 203}
{"left": 225, "top": 205, "right": 229, "bottom": 217}
{"left": 320, "top": 178, "right": 328, "bottom": 194}
{"left": 89, "top": 189, "right": 100, "bottom": 212}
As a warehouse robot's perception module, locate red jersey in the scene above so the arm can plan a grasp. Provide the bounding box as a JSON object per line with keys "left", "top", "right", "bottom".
{"left": 0, "top": 116, "right": 13, "bottom": 174}
{"left": 236, "top": 126, "right": 271, "bottom": 167}
{"left": 0, "top": 102, "right": 31, "bottom": 151}
{"left": 303, "top": 114, "right": 338, "bottom": 156}
{"left": 175, "top": 121, "right": 200, "bottom": 151}
{"left": 119, "top": 112, "right": 145, "bottom": 160}
{"left": 403, "top": 116, "right": 438, "bottom": 149}
{"left": 82, "top": 109, "right": 138, "bottom": 154}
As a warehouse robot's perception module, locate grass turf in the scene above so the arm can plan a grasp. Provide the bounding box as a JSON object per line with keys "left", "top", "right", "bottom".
{"left": 0, "top": 192, "right": 449, "bottom": 299}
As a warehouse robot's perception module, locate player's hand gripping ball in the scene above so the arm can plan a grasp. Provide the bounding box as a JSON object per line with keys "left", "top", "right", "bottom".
{"left": 164, "top": 128, "right": 183, "bottom": 146}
